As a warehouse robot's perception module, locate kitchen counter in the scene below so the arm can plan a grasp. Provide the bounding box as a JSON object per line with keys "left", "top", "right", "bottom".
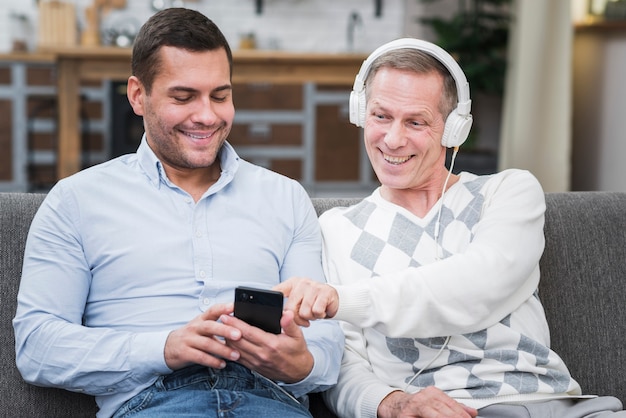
{"left": 1, "top": 47, "right": 367, "bottom": 179}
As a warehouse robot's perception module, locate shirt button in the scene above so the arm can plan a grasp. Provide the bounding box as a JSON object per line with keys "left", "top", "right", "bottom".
{"left": 199, "top": 270, "right": 206, "bottom": 278}
{"left": 195, "top": 230, "right": 202, "bottom": 237}
{"left": 203, "top": 298, "right": 211, "bottom": 305}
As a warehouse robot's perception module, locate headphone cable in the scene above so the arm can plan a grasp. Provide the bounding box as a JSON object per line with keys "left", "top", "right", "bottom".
{"left": 403, "top": 146, "right": 458, "bottom": 391}
{"left": 434, "top": 146, "right": 459, "bottom": 260}
{"left": 404, "top": 334, "right": 452, "bottom": 391}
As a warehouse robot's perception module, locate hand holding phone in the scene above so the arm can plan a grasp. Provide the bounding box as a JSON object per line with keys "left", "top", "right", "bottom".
{"left": 233, "top": 286, "right": 284, "bottom": 334}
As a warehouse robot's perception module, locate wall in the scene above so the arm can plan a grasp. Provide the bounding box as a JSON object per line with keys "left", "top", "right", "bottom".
{"left": 571, "top": 0, "right": 626, "bottom": 192}
{"left": 0, "top": 0, "right": 417, "bottom": 54}
{"left": 572, "top": 29, "right": 626, "bottom": 192}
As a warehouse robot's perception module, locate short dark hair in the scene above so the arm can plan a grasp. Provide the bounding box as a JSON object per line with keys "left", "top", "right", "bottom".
{"left": 131, "top": 8, "right": 233, "bottom": 94}
{"left": 365, "top": 48, "right": 458, "bottom": 120}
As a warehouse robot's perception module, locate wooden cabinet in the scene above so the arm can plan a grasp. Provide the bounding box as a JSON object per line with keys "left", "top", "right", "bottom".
{"left": 315, "top": 100, "right": 361, "bottom": 182}
{"left": 0, "top": 59, "right": 107, "bottom": 191}
{"left": 231, "top": 82, "right": 368, "bottom": 190}
{"left": 0, "top": 57, "right": 375, "bottom": 195}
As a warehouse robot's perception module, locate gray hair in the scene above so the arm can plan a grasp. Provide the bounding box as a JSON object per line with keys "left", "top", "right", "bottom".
{"left": 364, "top": 48, "right": 458, "bottom": 120}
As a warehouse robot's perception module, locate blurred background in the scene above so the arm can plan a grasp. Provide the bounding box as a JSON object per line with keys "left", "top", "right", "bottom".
{"left": 0, "top": 0, "right": 624, "bottom": 196}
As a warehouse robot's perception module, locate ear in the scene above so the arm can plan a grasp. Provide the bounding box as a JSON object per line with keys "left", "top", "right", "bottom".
{"left": 126, "top": 76, "right": 145, "bottom": 117}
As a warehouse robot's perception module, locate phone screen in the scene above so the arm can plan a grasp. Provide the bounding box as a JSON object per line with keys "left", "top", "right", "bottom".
{"left": 234, "top": 286, "right": 284, "bottom": 334}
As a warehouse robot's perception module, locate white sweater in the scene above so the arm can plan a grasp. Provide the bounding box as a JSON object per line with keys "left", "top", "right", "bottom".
{"left": 320, "top": 169, "right": 583, "bottom": 418}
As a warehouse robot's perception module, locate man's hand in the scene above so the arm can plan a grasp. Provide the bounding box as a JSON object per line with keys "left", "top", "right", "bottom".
{"left": 378, "top": 387, "right": 477, "bottom": 418}
{"left": 273, "top": 277, "right": 339, "bottom": 327}
{"left": 164, "top": 303, "right": 242, "bottom": 370}
{"left": 220, "top": 310, "right": 313, "bottom": 383}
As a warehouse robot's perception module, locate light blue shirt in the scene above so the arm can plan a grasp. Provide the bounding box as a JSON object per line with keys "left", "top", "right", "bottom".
{"left": 13, "top": 139, "right": 343, "bottom": 418}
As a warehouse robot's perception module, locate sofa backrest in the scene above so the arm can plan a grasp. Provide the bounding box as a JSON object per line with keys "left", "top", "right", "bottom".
{"left": 1, "top": 192, "right": 625, "bottom": 417}
{"left": 539, "top": 192, "right": 626, "bottom": 402}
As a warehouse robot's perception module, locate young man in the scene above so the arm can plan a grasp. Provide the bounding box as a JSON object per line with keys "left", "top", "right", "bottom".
{"left": 13, "top": 8, "right": 342, "bottom": 418}
{"left": 276, "top": 38, "right": 626, "bottom": 418}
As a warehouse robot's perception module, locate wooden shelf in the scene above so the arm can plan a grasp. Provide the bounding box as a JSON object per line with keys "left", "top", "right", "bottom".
{"left": 575, "top": 20, "right": 626, "bottom": 32}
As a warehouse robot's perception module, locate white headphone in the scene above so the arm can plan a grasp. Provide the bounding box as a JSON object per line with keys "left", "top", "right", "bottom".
{"left": 349, "top": 38, "right": 473, "bottom": 148}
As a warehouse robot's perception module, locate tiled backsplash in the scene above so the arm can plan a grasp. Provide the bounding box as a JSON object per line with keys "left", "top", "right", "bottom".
{"left": 0, "top": 0, "right": 426, "bottom": 53}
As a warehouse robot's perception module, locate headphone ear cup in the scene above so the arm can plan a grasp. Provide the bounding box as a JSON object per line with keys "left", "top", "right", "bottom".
{"left": 349, "top": 89, "right": 366, "bottom": 127}
{"left": 441, "top": 109, "right": 473, "bottom": 148}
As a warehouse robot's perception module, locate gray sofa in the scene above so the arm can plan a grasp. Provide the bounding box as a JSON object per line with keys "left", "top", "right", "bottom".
{"left": 1, "top": 191, "right": 625, "bottom": 417}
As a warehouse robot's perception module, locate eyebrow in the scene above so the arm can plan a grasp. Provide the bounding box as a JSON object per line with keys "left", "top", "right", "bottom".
{"left": 167, "top": 84, "right": 232, "bottom": 94}
{"left": 371, "top": 101, "right": 429, "bottom": 118}
{"left": 214, "top": 84, "right": 233, "bottom": 93}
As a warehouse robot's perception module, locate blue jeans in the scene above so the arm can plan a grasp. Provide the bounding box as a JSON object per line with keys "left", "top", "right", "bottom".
{"left": 112, "top": 362, "right": 312, "bottom": 418}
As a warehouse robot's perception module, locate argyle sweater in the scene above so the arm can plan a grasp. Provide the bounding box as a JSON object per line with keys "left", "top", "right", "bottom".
{"left": 320, "top": 169, "right": 583, "bottom": 418}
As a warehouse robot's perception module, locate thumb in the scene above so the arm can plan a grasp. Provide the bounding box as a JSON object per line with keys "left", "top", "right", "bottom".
{"left": 202, "top": 302, "right": 233, "bottom": 320}
{"left": 280, "top": 309, "right": 304, "bottom": 337}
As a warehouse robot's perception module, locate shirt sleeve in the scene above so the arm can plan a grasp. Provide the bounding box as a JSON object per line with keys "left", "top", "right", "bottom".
{"left": 281, "top": 320, "right": 344, "bottom": 398}
{"left": 13, "top": 184, "right": 172, "bottom": 396}
{"left": 323, "top": 170, "right": 546, "bottom": 338}
{"left": 278, "top": 185, "right": 344, "bottom": 397}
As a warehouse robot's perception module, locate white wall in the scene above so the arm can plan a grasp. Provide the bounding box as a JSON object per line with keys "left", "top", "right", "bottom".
{"left": 0, "top": 0, "right": 411, "bottom": 54}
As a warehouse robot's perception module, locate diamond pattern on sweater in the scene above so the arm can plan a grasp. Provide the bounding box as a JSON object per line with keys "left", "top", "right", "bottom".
{"left": 388, "top": 214, "right": 424, "bottom": 256}
{"left": 350, "top": 232, "right": 386, "bottom": 273}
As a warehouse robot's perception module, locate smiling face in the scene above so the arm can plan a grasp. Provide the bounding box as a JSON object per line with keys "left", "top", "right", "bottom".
{"left": 364, "top": 67, "right": 450, "bottom": 196}
{"left": 127, "top": 46, "right": 234, "bottom": 181}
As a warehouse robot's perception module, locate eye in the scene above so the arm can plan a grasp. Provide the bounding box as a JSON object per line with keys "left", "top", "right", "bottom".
{"left": 371, "top": 111, "right": 386, "bottom": 120}
{"left": 212, "top": 87, "right": 232, "bottom": 103}
{"left": 212, "top": 95, "right": 229, "bottom": 103}
{"left": 172, "top": 95, "right": 192, "bottom": 103}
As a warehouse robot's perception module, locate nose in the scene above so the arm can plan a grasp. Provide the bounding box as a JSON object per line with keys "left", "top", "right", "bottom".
{"left": 383, "top": 121, "right": 408, "bottom": 149}
{"left": 191, "top": 98, "right": 219, "bottom": 126}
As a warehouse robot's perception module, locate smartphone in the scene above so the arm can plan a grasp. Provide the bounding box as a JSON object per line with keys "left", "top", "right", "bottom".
{"left": 234, "top": 286, "right": 284, "bottom": 334}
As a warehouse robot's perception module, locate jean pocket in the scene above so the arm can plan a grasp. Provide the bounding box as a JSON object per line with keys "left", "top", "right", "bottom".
{"left": 251, "top": 371, "right": 302, "bottom": 410}
{"left": 112, "top": 385, "right": 157, "bottom": 418}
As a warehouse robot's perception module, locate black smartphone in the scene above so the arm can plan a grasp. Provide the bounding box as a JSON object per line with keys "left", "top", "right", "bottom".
{"left": 233, "top": 286, "right": 284, "bottom": 334}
